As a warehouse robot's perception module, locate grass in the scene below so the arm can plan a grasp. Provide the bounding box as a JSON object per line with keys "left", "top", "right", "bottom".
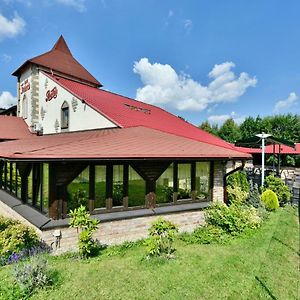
{"left": 0, "top": 206, "right": 299, "bottom": 300}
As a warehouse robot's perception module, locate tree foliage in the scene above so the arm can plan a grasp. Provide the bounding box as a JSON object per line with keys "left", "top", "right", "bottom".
{"left": 199, "top": 114, "right": 300, "bottom": 143}
{"left": 218, "top": 118, "right": 241, "bottom": 143}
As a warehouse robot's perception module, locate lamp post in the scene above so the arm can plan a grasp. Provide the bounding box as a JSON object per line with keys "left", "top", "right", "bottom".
{"left": 256, "top": 132, "right": 271, "bottom": 186}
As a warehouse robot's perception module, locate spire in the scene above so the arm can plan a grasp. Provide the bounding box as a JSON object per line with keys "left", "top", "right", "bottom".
{"left": 51, "top": 35, "right": 72, "bottom": 55}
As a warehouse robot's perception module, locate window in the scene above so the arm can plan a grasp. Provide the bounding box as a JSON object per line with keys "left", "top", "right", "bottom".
{"left": 156, "top": 163, "right": 174, "bottom": 204}
{"left": 22, "top": 95, "right": 28, "bottom": 119}
{"left": 113, "top": 165, "right": 124, "bottom": 206}
{"left": 95, "top": 165, "right": 106, "bottom": 209}
{"left": 128, "top": 166, "right": 145, "bottom": 207}
{"left": 177, "top": 163, "right": 191, "bottom": 200}
{"left": 61, "top": 101, "right": 69, "bottom": 129}
{"left": 195, "top": 162, "right": 211, "bottom": 200}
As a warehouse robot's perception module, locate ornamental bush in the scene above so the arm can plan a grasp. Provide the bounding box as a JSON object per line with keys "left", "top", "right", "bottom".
{"left": 205, "top": 203, "right": 263, "bottom": 236}
{"left": 262, "top": 174, "right": 291, "bottom": 206}
{"left": 246, "top": 180, "right": 264, "bottom": 209}
{"left": 227, "top": 171, "right": 250, "bottom": 193}
{"left": 261, "top": 189, "right": 279, "bottom": 211}
{"left": 227, "top": 186, "right": 248, "bottom": 204}
{"left": 0, "top": 217, "right": 38, "bottom": 258}
{"left": 181, "top": 225, "right": 228, "bottom": 245}
{"left": 69, "top": 205, "right": 100, "bottom": 258}
{"left": 144, "top": 217, "right": 179, "bottom": 259}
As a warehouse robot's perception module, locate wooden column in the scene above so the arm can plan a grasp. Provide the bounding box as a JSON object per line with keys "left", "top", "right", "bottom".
{"left": 105, "top": 164, "right": 113, "bottom": 210}
{"left": 123, "top": 163, "right": 129, "bottom": 209}
{"left": 4, "top": 162, "right": 7, "bottom": 191}
{"left": 17, "top": 162, "right": 31, "bottom": 204}
{"left": 173, "top": 162, "right": 178, "bottom": 203}
{"left": 131, "top": 161, "right": 171, "bottom": 208}
{"left": 48, "top": 163, "right": 58, "bottom": 219}
{"left": 210, "top": 161, "right": 214, "bottom": 202}
{"left": 191, "top": 162, "right": 196, "bottom": 201}
{"left": 145, "top": 179, "right": 156, "bottom": 208}
{"left": 89, "top": 164, "right": 95, "bottom": 212}
{"left": 9, "top": 162, "right": 13, "bottom": 193}
{"left": 0, "top": 161, "right": 4, "bottom": 189}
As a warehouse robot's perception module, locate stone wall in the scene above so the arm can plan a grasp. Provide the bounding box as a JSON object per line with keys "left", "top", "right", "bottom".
{"left": 212, "top": 161, "right": 225, "bottom": 202}
{"left": 42, "top": 210, "right": 205, "bottom": 254}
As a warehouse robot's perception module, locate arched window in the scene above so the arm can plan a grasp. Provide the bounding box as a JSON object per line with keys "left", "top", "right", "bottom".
{"left": 61, "top": 101, "right": 69, "bottom": 129}
{"left": 22, "top": 95, "right": 28, "bottom": 119}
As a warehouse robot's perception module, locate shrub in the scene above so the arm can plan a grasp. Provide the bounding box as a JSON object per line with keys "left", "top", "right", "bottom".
{"left": 69, "top": 205, "right": 100, "bottom": 258}
{"left": 261, "top": 189, "right": 279, "bottom": 211}
{"left": 0, "top": 217, "right": 38, "bottom": 258}
{"left": 13, "top": 256, "right": 52, "bottom": 296}
{"left": 262, "top": 174, "right": 291, "bottom": 206}
{"left": 227, "top": 171, "right": 250, "bottom": 193}
{"left": 205, "top": 203, "right": 263, "bottom": 236}
{"left": 227, "top": 186, "right": 248, "bottom": 204}
{"left": 181, "top": 225, "right": 229, "bottom": 245}
{"left": 144, "top": 217, "right": 179, "bottom": 259}
{"left": 246, "top": 180, "right": 264, "bottom": 209}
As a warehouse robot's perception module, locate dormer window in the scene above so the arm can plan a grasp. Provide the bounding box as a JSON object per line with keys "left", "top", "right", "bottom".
{"left": 61, "top": 101, "right": 69, "bottom": 129}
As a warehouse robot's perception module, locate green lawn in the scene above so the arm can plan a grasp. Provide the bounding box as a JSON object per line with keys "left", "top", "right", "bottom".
{"left": 0, "top": 206, "right": 299, "bottom": 300}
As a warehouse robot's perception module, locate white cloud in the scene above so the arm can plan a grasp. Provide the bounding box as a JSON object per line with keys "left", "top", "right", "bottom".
{"left": 0, "top": 13, "right": 26, "bottom": 41}
{"left": 133, "top": 58, "right": 257, "bottom": 111}
{"left": 273, "top": 92, "right": 298, "bottom": 112}
{"left": 208, "top": 112, "right": 245, "bottom": 125}
{"left": 1, "top": 54, "right": 12, "bottom": 63}
{"left": 184, "top": 19, "right": 193, "bottom": 33}
{"left": 0, "top": 91, "right": 16, "bottom": 109}
{"left": 55, "top": 0, "right": 87, "bottom": 12}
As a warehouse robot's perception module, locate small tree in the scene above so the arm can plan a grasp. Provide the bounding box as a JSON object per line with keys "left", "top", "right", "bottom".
{"left": 262, "top": 174, "right": 291, "bottom": 206}
{"left": 69, "top": 205, "right": 100, "bottom": 258}
{"left": 144, "top": 217, "right": 179, "bottom": 259}
{"left": 261, "top": 190, "right": 279, "bottom": 211}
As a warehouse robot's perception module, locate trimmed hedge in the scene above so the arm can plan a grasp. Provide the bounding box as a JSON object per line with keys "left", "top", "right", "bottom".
{"left": 261, "top": 189, "right": 279, "bottom": 211}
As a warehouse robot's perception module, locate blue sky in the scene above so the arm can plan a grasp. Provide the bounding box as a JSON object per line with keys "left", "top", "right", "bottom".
{"left": 0, "top": 0, "right": 299, "bottom": 126}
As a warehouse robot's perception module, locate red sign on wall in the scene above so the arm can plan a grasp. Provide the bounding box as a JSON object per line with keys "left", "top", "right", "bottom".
{"left": 21, "top": 79, "right": 30, "bottom": 94}
{"left": 45, "top": 87, "right": 58, "bottom": 102}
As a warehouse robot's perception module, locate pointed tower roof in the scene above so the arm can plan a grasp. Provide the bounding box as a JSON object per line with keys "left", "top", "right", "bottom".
{"left": 13, "top": 35, "right": 101, "bottom": 87}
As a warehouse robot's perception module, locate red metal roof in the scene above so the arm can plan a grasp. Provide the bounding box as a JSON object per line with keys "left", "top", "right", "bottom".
{"left": 0, "top": 116, "right": 33, "bottom": 140}
{"left": 13, "top": 36, "right": 101, "bottom": 88}
{"left": 235, "top": 143, "right": 300, "bottom": 155}
{"left": 48, "top": 74, "right": 240, "bottom": 151}
{"left": 0, "top": 126, "right": 251, "bottom": 160}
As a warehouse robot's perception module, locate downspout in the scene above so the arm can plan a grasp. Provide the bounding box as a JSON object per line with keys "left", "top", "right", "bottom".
{"left": 223, "top": 160, "right": 246, "bottom": 204}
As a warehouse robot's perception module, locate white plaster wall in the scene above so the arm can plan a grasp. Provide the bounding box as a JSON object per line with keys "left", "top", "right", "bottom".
{"left": 18, "top": 67, "right": 32, "bottom": 127}
{"left": 38, "top": 73, "right": 117, "bottom": 134}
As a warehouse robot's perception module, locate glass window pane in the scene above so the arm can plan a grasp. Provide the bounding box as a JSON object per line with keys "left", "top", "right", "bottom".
{"left": 11, "top": 163, "right": 16, "bottom": 195}
{"left": 28, "top": 168, "right": 33, "bottom": 204}
{"left": 128, "top": 166, "right": 145, "bottom": 207}
{"left": 43, "top": 164, "right": 49, "bottom": 213}
{"left": 178, "top": 163, "right": 191, "bottom": 200}
{"left": 113, "top": 165, "right": 123, "bottom": 206}
{"left": 196, "top": 162, "right": 210, "bottom": 200}
{"left": 95, "top": 165, "right": 106, "bottom": 208}
{"left": 67, "top": 166, "right": 89, "bottom": 211}
{"left": 156, "top": 163, "right": 174, "bottom": 204}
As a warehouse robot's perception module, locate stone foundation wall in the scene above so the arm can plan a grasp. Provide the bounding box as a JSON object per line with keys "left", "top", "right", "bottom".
{"left": 42, "top": 210, "right": 205, "bottom": 254}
